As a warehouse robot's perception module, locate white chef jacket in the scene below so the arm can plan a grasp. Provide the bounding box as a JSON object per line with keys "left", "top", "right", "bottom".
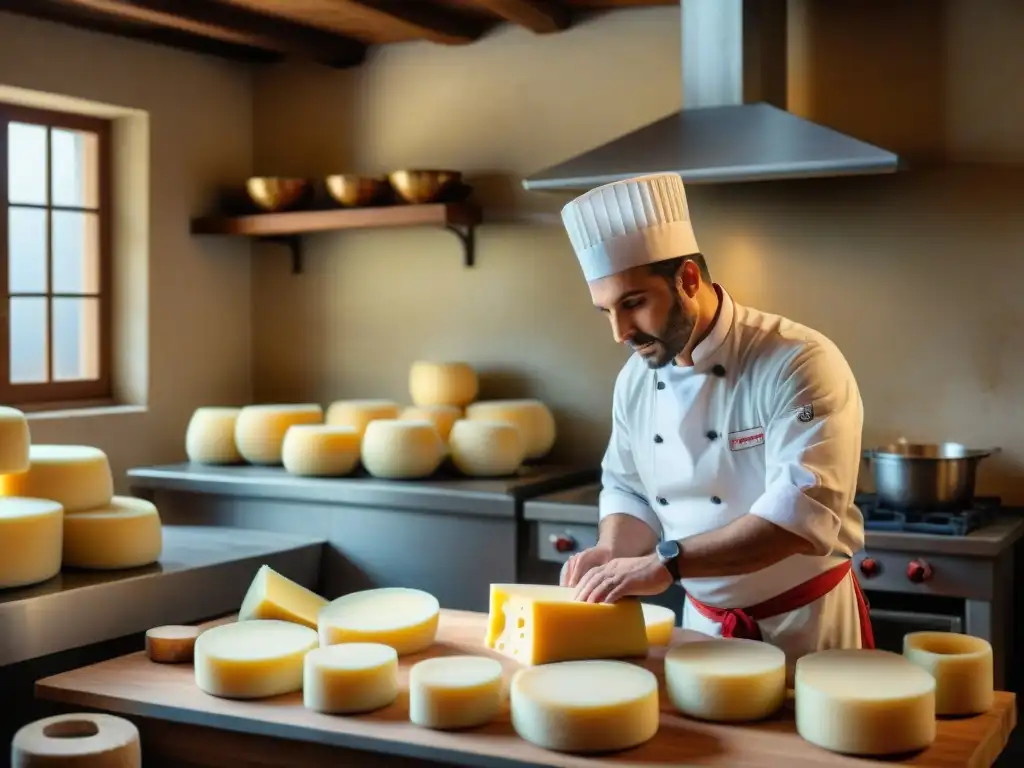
{"left": 600, "top": 286, "right": 866, "bottom": 646}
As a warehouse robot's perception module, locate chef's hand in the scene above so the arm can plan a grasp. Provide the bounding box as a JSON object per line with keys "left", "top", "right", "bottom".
{"left": 573, "top": 553, "right": 673, "bottom": 603}
{"left": 559, "top": 545, "right": 613, "bottom": 587}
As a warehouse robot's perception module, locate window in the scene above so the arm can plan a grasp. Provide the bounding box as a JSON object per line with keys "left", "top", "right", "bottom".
{"left": 0, "top": 102, "right": 112, "bottom": 405}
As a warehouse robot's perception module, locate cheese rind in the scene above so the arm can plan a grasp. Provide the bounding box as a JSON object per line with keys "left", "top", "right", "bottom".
{"left": 319, "top": 587, "right": 440, "bottom": 655}
{"left": 325, "top": 399, "right": 400, "bottom": 439}
{"left": 238, "top": 564, "right": 328, "bottom": 629}
{"left": 448, "top": 420, "right": 525, "bottom": 477}
{"left": 360, "top": 419, "right": 444, "bottom": 479}
{"left": 62, "top": 496, "right": 163, "bottom": 570}
{"left": 146, "top": 625, "right": 202, "bottom": 664}
{"left": 234, "top": 404, "right": 323, "bottom": 465}
{"left": 0, "top": 497, "right": 63, "bottom": 590}
{"left": 409, "top": 655, "right": 504, "bottom": 730}
{"left": 303, "top": 643, "right": 399, "bottom": 714}
{"left": 0, "top": 444, "right": 113, "bottom": 512}
{"left": 464, "top": 399, "right": 556, "bottom": 460}
{"left": 185, "top": 407, "right": 242, "bottom": 464}
{"left": 485, "top": 583, "right": 648, "bottom": 665}
{"left": 282, "top": 424, "right": 360, "bottom": 477}
{"left": 194, "top": 620, "right": 319, "bottom": 699}
{"left": 795, "top": 648, "right": 936, "bottom": 756}
{"left": 665, "top": 638, "right": 786, "bottom": 722}
{"left": 903, "top": 631, "right": 994, "bottom": 715}
{"left": 0, "top": 406, "right": 29, "bottom": 474}
{"left": 641, "top": 603, "right": 676, "bottom": 646}
{"left": 409, "top": 361, "right": 478, "bottom": 408}
{"left": 399, "top": 405, "right": 462, "bottom": 442}
{"left": 510, "top": 660, "right": 659, "bottom": 753}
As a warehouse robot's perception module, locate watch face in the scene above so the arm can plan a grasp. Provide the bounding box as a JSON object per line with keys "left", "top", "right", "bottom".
{"left": 657, "top": 540, "right": 680, "bottom": 561}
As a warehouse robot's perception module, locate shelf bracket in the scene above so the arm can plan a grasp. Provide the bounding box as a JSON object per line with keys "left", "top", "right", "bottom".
{"left": 260, "top": 235, "right": 304, "bottom": 274}
{"left": 445, "top": 223, "right": 477, "bottom": 267}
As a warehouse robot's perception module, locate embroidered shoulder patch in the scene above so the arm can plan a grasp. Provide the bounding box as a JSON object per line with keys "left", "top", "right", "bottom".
{"left": 728, "top": 426, "right": 765, "bottom": 451}
{"left": 796, "top": 403, "right": 814, "bottom": 423}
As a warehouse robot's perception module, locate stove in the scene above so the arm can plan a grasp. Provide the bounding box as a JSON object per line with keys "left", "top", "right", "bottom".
{"left": 856, "top": 492, "right": 1002, "bottom": 536}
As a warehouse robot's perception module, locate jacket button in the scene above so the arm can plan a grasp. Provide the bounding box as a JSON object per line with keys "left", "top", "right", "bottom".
{"left": 706, "top": 430, "right": 718, "bottom": 440}
{"left": 711, "top": 364, "right": 727, "bottom": 377}
{"left": 711, "top": 495, "right": 722, "bottom": 504}
{"left": 653, "top": 434, "right": 663, "bottom": 444}
{"left": 656, "top": 381, "right": 665, "bottom": 390}
{"left": 657, "top": 497, "right": 669, "bottom": 506}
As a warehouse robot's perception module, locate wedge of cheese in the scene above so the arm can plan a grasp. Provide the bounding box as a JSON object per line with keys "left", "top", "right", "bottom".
{"left": 238, "top": 564, "right": 328, "bottom": 630}
{"left": 485, "top": 584, "right": 648, "bottom": 665}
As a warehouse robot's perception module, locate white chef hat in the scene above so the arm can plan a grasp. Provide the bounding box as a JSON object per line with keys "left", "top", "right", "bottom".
{"left": 560, "top": 173, "right": 700, "bottom": 282}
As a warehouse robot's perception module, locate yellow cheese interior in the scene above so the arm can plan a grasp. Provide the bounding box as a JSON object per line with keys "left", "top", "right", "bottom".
{"left": 238, "top": 564, "right": 328, "bottom": 629}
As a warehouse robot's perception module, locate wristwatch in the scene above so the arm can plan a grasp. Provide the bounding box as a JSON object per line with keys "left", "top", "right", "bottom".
{"left": 655, "top": 539, "right": 682, "bottom": 581}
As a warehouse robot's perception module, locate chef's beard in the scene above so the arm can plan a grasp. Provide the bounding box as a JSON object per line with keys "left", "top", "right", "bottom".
{"left": 632, "top": 295, "right": 696, "bottom": 369}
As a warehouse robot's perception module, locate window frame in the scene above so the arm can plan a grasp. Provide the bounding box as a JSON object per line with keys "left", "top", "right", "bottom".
{"left": 0, "top": 101, "right": 113, "bottom": 405}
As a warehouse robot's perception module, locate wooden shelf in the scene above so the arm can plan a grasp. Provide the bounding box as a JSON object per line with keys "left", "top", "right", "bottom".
{"left": 190, "top": 202, "right": 481, "bottom": 274}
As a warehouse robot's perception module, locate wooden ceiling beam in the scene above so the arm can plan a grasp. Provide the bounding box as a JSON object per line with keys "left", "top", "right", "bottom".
{"left": 463, "top": 0, "right": 571, "bottom": 33}
{"left": 341, "top": 1, "right": 490, "bottom": 44}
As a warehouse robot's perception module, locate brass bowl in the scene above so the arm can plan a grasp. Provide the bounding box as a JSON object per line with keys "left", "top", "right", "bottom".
{"left": 388, "top": 169, "right": 462, "bottom": 205}
{"left": 245, "top": 177, "right": 310, "bottom": 212}
{"left": 325, "top": 174, "right": 390, "bottom": 207}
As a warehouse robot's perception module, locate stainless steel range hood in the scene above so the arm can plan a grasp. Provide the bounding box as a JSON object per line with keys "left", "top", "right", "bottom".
{"left": 522, "top": 0, "right": 901, "bottom": 191}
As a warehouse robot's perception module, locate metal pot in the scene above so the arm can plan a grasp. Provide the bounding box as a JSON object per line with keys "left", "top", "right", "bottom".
{"left": 861, "top": 440, "right": 999, "bottom": 511}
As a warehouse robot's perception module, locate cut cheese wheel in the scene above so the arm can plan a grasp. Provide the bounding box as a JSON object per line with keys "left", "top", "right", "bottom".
{"left": 185, "top": 407, "right": 242, "bottom": 464}
{"left": 399, "top": 405, "right": 462, "bottom": 442}
{"left": 319, "top": 587, "right": 440, "bottom": 655}
{"left": 409, "top": 361, "right": 478, "bottom": 408}
{"left": 360, "top": 419, "right": 444, "bottom": 479}
{"left": 146, "top": 625, "right": 202, "bottom": 663}
{"left": 194, "top": 619, "right": 318, "bottom": 699}
{"left": 238, "top": 564, "right": 328, "bottom": 630}
{"left": 448, "top": 420, "right": 525, "bottom": 477}
{"left": 12, "top": 713, "right": 141, "bottom": 768}
{"left": 62, "top": 496, "right": 163, "bottom": 570}
{"left": 0, "top": 497, "right": 63, "bottom": 590}
{"left": 303, "top": 643, "right": 399, "bottom": 714}
{"left": 0, "top": 444, "right": 113, "bottom": 512}
{"left": 664, "top": 638, "right": 786, "bottom": 721}
{"left": 641, "top": 603, "right": 676, "bottom": 646}
{"left": 234, "top": 404, "right": 323, "bottom": 465}
{"left": 485, "top": 583, "right": 648, "bottom": 665}
{"left": 0, "top": 406, "right": 29, "bottom": 474}
{"left": 795, "top": 648, "right": 936, "bottom": 756}
{"left": 903, "top": 631, "right": 994, "bottom": 715}
{"left": 464, "top": 399, "right": 556, "bottom": 460}
{"left": 325, "top": 399, "right": 400, "bottom": 439}
{"left": 510, "top": 660, "right": 659, "bottom": 753}
{"left": 282, "top": 424, "right": 360, "bottom": 477}
{"left": 409, "top": 655, "right": 504, "bottom": 730}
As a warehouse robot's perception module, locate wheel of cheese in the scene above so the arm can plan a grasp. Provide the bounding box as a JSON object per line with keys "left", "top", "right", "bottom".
{"left": 641, "top": 603, "right": 676, "bottom": 646}
{"left": 510, "top": 660, "right": 659, "bottom": 753}
{"left": 399, "top": 404, "right": 462, "bottom": 442}
{"left": 194, "top": 619, "right": 318, "bottom": 699}
{"left": 11, "top": 713, "right": 141, "bottom": 768}
{"left": 464, "top": 399, "right": 556, "bottom": 460}
{"left": 234, "top": 404, "right": 323, "bottom": 465}
{"left": 238, "top": 564, "right": 327, "bottom": 630}
{"left": 0, "top": 406, "right": 29, "bottom": 474}
{"left": 281, "top": 424, "right": 360, "bottom": 477}
{"left": 185, "top": 406, "right": 242, "bottom": 464}
{"left": 360, "top": 419, "right": 444, "bottom": 479}
{"left": 409, "top": 361, "right": 478, "bottom": 408}
{"left": 0, "top": 444, "right": 113, "bottom": 512}
{"left": 665, "top": 638, "right": 786, "bottom": 722}
{"left": 903, "top": 631, "right": 994, "bottom": 715}
{"left": 795, "top": 648, "right": 936, "bottom": 756}
{"left": 303, "top": 643, "right": 399, "bottom": 714}
{"left": 325, "top": 399, "right": 400, "bottom": 439}
{"left": 448, "top": 420, "right": 525, "bottom": 477}
{"left": 409, "top": 655, "right": 504, "bottom": 730}
{"left": 319, "top": 586, "right": 440, "bottom": 655}
{"left": 62, "top": 496, "right": 163, "bottom": 570}
{"left": 146, "top": 625, "right": 202, "bottom": 664}
{"left": 0, "top": 498, "right": 63, "bottom": 590}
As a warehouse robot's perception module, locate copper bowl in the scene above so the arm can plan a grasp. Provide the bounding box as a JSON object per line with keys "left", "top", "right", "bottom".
{"left": 245, "top": 177, "right": 310, "bottom": 212}
{"left": 388, "top": 170, "right": 462, "bottom": 205}
{"left": 325, "top": 174, "right": 390, "bottom": 207}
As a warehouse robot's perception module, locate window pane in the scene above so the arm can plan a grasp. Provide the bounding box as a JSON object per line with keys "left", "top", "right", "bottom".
{"left": 52, "top": 211, "right": 99, "bottom": 294}
{"left": 8, "top": 206, "right": 48, "bottom": 293}
{"left": 53, "top": 297, "right": 99, "bottom": 381}
{"left": 10, "top": 297, "right": 48, "bottom": 383}
{"left": 8, "top": 122, "right": 48, "bottom": 205}
{"left": 51, "top": 129, "right": 99, "bottom": 209}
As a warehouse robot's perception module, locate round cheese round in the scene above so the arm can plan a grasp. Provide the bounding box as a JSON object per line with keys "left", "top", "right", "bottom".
{"left": 234, "top": 404, "right": 323, "bottom": 465}
{"left": 0, "top": 444, "right": 113, "bottom": 512}
{"left": 319, "top": 586, "right": 440, "bottom": 655}
{"left": 146, "top": 625, "right": 202, "bottom": 664}
{"left": 0, "top": 497, "right": 63, "bottom": 590}
{"left": 409, "top": 361, "right": 478, "bottom": 408}
{"left": 409, "top": 655, "right": 504, "bottom": 730}
{"left": 641, "top": 603, "right": 676, "bottom": 646}
{"left": 194, "top": 619, "right": 318, "bottom": 699}
{"left": 303, "top": 643, "right": 399, "bottom": 714}
{"left": 0, "top": 406, "right": 29, "bottom": 474}
{"left": 62, "top": 496, "right": 163, "bottom": 570}
{"left": 12, "top": 713, "right": 141, "bottom": 768}
{"left": 795, "top": 648, "right": 936, "bottom": 756}
{"left": 510, "top": 660, "right": 659, "bottom": 753}
{"left": 903, "top": 631, "right": 994, "bottom": 715}
{"left": 665, "top": 638, "right": 786, "bottom": 721}
{"left": 360, "top": 419, "right": 444, "bottom": 479}
{"left": 325, "top": 399, "right": 400, "bottom": 439}
{"left": 448, "top": 420, "right": 525, "bottom": 477}
{"left": 399, "top": 404, "right": 462, "bottom": 442}
{"left": 185, "top": 406, "right": 242, "bottom": 464}
{"left": 282, "top": 424, "right": 360, "bottom": 477}
{"left": 464, "top": 399, "right": 556, "bottom": 460}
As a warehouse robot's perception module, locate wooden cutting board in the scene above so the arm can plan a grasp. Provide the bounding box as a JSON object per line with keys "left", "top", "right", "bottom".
{"left": 35, "top": 609, "right": 1016, "bottom": 768}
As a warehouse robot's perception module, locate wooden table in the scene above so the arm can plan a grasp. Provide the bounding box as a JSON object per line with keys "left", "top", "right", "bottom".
{"left": 35, "top": 610, "right": 1017, "bottom": 768}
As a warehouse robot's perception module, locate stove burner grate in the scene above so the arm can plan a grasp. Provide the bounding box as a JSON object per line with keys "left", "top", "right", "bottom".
{"left": 855, "top": 494, "right": 1001, "bottom": 536}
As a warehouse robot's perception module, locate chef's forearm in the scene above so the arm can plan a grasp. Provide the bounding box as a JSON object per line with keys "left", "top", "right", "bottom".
{"left": 598, "top": 513, "right": 659, "bottom": 558}
{"left": 674, "top": 514, "right": 816, "bottom": 579}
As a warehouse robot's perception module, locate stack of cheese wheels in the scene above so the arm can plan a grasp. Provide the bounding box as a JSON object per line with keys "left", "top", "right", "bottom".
{"left": 281, "top": 424, "right": 361, "bottom": 477}
{"left": 185, "top": 406, "right": 242, "bottom": 464}
{"left": 409, "top": 361, "right": 478, "bottom": 408}
{"left": 319, "top": 586, "right": 441, "bottom": 655}
{"left": 234, "top": 403, "right": 323, "bottom": 465}
{"left": 448, "top": 419, "right": 525, "bottom": 477}
{"left": 325, "top": 399, "right": 400, "bottom": 441}
{"left": 903, "top": 631, "right": 994, "bottom": 715}
{"left": 464, "top": 399, "right": 556, "bottom": 461}
{"left": 360, "top": 419, "right": 444, "bottom": 479}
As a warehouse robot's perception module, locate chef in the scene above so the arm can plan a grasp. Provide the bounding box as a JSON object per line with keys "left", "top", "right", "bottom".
{"left": 558, "top": 172, "right": 874, "bottom": 664}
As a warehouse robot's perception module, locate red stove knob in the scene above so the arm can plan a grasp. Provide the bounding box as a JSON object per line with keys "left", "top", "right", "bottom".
{"left": 549, "top": 533, "right": 577, "bottom": 553}
{"left": 859, "top": 557, "right": 880, "bottom": 577}
{"left": 907, "top": 559, "right": 933, "bottom": 584}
